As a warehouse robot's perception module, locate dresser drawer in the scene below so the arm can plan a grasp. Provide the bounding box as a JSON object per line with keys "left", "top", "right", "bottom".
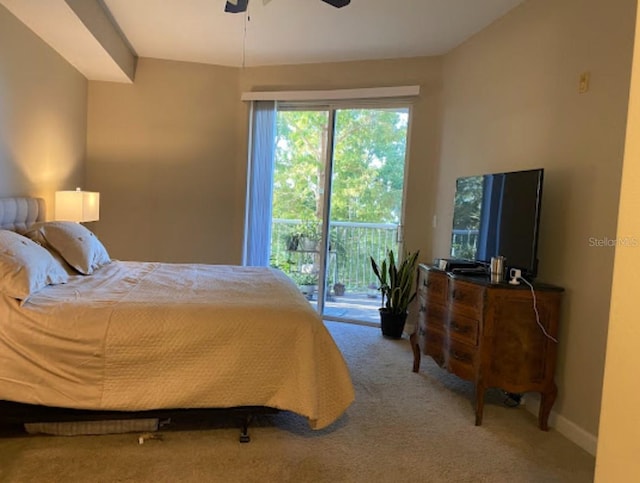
{"left": 424, "top": 302, "right": 447, "bottom": 331}
{"left": 449, "top": 280, "right": 484, "bottom": 317}
{"left": 423, "top": 327, "right": 446, "bottom": 368}
{"left": 419, "top": 268, "right": 447, "bottom": 305}
{"left": 447, "top": 339, "right": 476, "bottom": 380}
{"left": 448, "top": 310, "right": 479, "bottom": 346}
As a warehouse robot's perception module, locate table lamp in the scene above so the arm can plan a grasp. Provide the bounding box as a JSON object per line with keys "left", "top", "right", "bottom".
{"left": 55, "top": 187, "right": 100, "bottom": 222}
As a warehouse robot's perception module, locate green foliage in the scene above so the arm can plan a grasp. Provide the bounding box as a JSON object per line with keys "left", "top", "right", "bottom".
{"left": 271, "top": 107, "right": 411, "bottom": 291}
{"left": 272, "top": 108, "right": 408, "bottom": 223}
{"left": 451, "top": 175, "right": 483, "bottom": 259}
{"left": 298, "top": 219, "right": 321, "bottom": 241}
{"left": 284, "top": 219, "right": 321, "bottom": 251}
{"left": 370, "top": 250, "right": 420, "bottom": 314}
{"left": 273, "top": 111, "right": 327, "bottom": 222}
{"left": 452, "top": 175, "right": 483, "bottom": 230}
{"left": 290, "top": 272, "right": 318, "bottom": 286}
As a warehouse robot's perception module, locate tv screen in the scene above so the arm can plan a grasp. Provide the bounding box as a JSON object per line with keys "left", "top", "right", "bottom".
{"left": 450, "top": 168, "right": 544, "bottom": 278}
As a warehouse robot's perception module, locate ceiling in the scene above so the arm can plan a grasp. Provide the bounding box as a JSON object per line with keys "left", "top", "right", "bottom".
{"left": 103, "top": 0, "right": 525, "bottom": 67}
{"left": 2, "top": 0, "right": 525, "bottom": 81}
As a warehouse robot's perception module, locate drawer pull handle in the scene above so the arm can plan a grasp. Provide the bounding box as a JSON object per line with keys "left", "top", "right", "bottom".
{"left": 419, "top": 305, "right": 426, "bottom": 313}
{"left": 451, "top": 350, "right": 471, "bottom": 363}
{"left": 450, "top": 321, "right": 470, "bottom": 334}
{"left": 422, "top": 279, "right": 429, "bottom": 288}
{"left": 418, "top": 327, "right": 426, "bottom": 336}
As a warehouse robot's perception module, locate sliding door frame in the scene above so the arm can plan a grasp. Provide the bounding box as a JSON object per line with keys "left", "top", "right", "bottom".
{"left": 316, "top": 110, "right": 337, "bottom": 315}
{"left": 274, "top": 99, "right": 415, "bottom": 324}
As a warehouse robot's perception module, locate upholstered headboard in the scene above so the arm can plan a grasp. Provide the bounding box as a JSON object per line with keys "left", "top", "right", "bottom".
{"left": 0, "top": 197, "right": 45, "bottom": 233}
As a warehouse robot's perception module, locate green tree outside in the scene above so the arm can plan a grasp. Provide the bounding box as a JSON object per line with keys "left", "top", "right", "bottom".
{"left": 451, "top": 175, "right": 483, "bottom": 259}
{"left": 271, "top": 107, "right": 410, "bottom": 291}
{"left": 272, "top": 108, "right": 408, "bottom": 223}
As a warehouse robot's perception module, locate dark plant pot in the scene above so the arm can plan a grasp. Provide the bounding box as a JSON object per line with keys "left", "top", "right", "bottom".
{"left": 333, "top": 283, "right": 345, "bottom": 296}
{"left": 379, "top": 309, "right": 408, "bottom": 339}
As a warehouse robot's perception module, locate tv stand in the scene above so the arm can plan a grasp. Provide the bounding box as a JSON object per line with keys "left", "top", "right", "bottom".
{"left": 410, "top": 264, "right": 564, "bottom": 430}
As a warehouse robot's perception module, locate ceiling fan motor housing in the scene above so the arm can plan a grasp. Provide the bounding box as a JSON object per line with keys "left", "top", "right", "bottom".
{"left": 225, "top": 0, "right": 350, "bottom": 13}
{"left": 322, "top": 0, "right": 350, "bottom": 7}
{"left": 225, "top": 0, "right": 249, "bottom": 13}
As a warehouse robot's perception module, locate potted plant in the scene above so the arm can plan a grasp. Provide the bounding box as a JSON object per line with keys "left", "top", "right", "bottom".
{"left": 285, "top": 220, "right": 321, "bottom": 252}
{"left": 370, "top": 249, "right": 420, "bottom": 338}
{"left": 285, "top": 233, "right": 300, "bottom": 251}
{"left": 298, "top": 220, "right": 321, "bottom": 251}
{"left": 291, "top": 272, "right": 318, "bottom": 299}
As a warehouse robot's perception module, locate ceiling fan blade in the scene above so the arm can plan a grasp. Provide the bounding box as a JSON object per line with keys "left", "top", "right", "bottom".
{"left": 321, "top": 0, "right": 350, "bottom": 7}
{"left": 225, "top": 0, "right": 248, "bottom": 13}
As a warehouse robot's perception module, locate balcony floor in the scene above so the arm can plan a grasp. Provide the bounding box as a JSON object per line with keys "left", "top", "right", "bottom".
{"left": 310, "top": 291, "right": 382, "bottom": 325}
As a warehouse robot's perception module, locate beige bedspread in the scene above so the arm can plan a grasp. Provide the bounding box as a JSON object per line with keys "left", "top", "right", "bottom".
{"left": 0, "top": 262, "right": 354, "bottom": 429}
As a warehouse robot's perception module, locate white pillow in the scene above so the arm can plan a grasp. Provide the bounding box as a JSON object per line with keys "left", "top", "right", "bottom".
{"left": 0, "top": 230, "right": 69, "bottom": 302}
{"left": 27, "top": 222, "right": 111, "bottom": 275}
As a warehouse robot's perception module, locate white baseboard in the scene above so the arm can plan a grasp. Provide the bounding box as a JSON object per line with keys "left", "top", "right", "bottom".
{"left": 523, "top": 395, "right": 598, "bottom": 456}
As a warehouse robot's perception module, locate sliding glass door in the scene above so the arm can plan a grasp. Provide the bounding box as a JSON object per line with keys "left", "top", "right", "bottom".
{"left": 269, "top": 105, "right": 410, "bottom": 324}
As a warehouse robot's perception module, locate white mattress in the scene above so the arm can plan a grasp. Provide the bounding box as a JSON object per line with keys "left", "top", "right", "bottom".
{"left": 0, "top": 262, "right": 354, "bottom": 429}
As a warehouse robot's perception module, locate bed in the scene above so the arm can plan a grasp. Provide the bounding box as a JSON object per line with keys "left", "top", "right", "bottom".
{"left": 0, "top": 197, "right": 354, "bottom": 440}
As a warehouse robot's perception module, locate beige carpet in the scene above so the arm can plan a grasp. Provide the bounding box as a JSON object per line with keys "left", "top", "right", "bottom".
{"left": 0, "top": 321, "right": 595, "bottom": 482}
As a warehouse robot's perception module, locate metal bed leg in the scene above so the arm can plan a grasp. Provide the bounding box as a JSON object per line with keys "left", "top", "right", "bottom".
{"left": 239, "top": 414, "right": 253, "bottom": 443}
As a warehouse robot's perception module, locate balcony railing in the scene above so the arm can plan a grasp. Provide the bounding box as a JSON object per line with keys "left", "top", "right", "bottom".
{"left": 270, "top": 219, "right": 399, "bottom": 292}
{"left": 450, "top": 228, "right": 479, "bottom": 260}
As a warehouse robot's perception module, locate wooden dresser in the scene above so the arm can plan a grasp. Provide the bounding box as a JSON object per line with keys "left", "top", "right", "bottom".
{"left": 410, "top": 264, "right": 563, "bottom": 430}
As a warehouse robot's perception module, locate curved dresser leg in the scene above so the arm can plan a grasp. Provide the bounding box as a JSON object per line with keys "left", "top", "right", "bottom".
{"left": 410, "top": 332, "right": 421, "bottom": 373}
{"left": 475, "top": 384, "right": 485, "bottom": 426}
{"left": 538, "top": 383, "right": 558, "bottom": 431}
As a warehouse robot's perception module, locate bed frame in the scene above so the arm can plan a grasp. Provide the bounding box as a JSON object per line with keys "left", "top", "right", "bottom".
{"left": 0, "top": 197, "right": 276, "bottom": 442}
{"left": 0, "top": 401, "right": 277, "bottom": 442}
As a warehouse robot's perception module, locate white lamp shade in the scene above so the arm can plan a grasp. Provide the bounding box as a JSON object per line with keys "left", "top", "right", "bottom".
{"left": 55, "top": 189, "right": 100, "bottom": 222}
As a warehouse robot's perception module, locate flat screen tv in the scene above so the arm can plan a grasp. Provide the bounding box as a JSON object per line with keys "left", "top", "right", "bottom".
{"left": 450, "top": 168, "right": 544, "bottom": 279}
